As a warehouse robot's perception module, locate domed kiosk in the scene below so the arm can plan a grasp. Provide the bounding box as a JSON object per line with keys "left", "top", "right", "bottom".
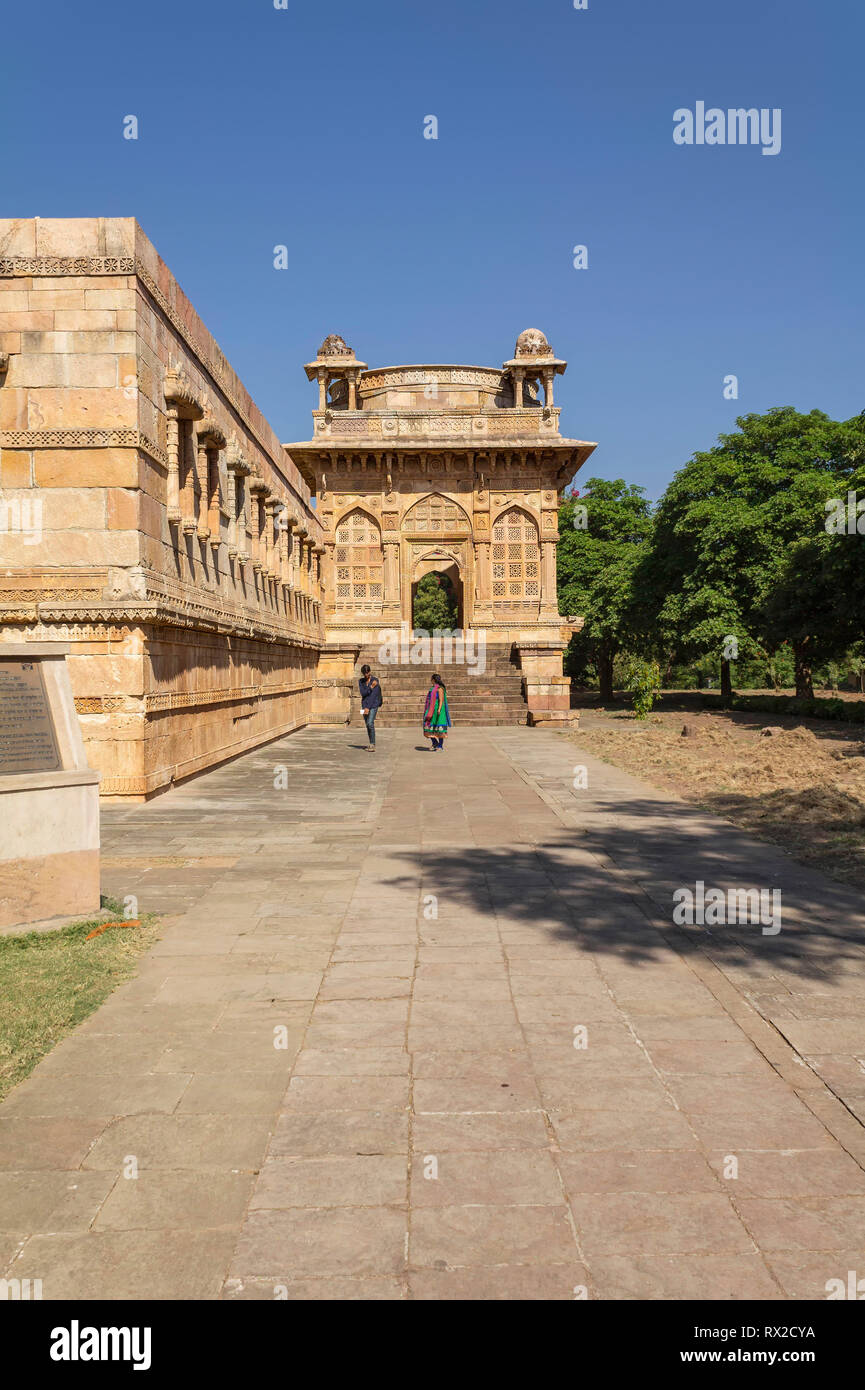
{"left": 287, "top": 332, "right": 597, "bottom": 727}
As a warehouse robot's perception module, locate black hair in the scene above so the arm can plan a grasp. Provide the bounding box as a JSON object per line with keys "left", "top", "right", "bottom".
{"left": 361, "top": 664, "right": 371, "bottom": 675}
{"left": 431, "top": 673, "right": 446, "bottom": 689}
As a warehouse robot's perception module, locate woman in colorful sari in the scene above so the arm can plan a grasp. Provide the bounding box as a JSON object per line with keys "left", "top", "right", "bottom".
{"left": 423, "top": 673, "right": 452, "bottom": 751}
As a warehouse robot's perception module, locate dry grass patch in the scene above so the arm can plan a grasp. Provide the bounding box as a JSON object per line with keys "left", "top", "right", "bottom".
{"left": 574, "top": 710, "right": 865, "bottom": 889}
{"left": 0, "top": 904, "right": 161, "bottom": 1102}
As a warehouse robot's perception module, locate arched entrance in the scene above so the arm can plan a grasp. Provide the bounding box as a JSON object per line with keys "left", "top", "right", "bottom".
{"left": 411, "top": 554, "right": 463, "bottom": 631}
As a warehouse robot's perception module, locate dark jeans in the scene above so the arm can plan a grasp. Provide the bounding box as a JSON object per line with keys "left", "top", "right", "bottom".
{"left": 363, "top": 707, "right": 378, "bottom": 745}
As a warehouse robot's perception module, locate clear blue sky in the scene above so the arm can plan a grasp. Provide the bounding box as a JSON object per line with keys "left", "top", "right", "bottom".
{"left": 3, "top": 0, "right": 863, "bottom": 501}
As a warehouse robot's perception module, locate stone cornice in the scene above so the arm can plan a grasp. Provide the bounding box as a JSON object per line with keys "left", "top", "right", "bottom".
{"left": 0, "top": 568, "right": 323, "bottom": 646}
{"left": 0, "top": 597, "right": 322, "bottom": 645}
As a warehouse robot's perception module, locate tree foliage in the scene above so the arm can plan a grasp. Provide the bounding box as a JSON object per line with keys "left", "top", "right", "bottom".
{"left": 558, "top": 479, "right": 653, "bottom": 700}
{"left": 632, "top": 407, "right": 864, "bottom": 697}
{"left": 557, "top": 409, "right": 865, "bottom": 703}
{"left": 413, "top": 572, "right": 458, "bottom": 631}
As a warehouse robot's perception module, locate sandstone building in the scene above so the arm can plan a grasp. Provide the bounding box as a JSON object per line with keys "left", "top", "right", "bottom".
{"left": 0, "top": 218, "right": 595, "bottom": 797}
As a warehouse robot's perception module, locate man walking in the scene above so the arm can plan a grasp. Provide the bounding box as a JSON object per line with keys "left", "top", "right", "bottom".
{"left": 358, "top": 663, "right": 382, "bottom": 752}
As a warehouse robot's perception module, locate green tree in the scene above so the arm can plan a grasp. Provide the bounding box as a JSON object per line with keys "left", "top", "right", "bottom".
{"left": 558, "top": 478, "right": 654, "bottom": 702}
{"left": 413, "top": 572, "right": 457, "bottom": 631}
{"left": 636, "top": 408, "right": 863, "bottom": 698}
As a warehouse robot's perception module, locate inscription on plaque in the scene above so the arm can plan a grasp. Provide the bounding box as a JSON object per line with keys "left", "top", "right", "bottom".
{"left": 0, "top": 661, "right": 62, "bottom": 774}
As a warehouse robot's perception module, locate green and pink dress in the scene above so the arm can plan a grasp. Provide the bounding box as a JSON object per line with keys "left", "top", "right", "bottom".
{"left": 423, "top": 683, "right": 452, "bottom": 741}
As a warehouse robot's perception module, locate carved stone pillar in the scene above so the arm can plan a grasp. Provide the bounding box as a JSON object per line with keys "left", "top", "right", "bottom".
{"left": 249, "top": 478, "right": 268, "bottom": 574}
{"left": 163, "top": 369, "right": 203, "bottom": 529}
{"left": 166, "top": 407, "right": 181, "bottom": 524}
{"left": 226, "top": 450, "right": 250, "bottom": 563}
{"left": 296, "top": 528, "right": 308, "bottom": 593}
{"left": 472, "top": 539, "right": 492, "bottom": 624}
{"left": 540, "top": 539, "right": 558, "bottom": 617}
{"left": 321, "top": 539, "right": 334, "bottom": 601}
{"left": 474, "top": 540, "right": 491, "bottom": 600}
{"left": 284, "top": 514, "right": 297, "bottom": 590}
{"left": 277, "top": 507, "right": 292, "bottom": 589}
{"left": 180, "top": 421, "right": 198, "bottom": 535}
{"left": 541, "top": 367, "right": 555, "bottom": 409}
{"left": 197, "top": 420, "right": 227, "bottom": 545}
{"left": 265, "top": 497, "right": 281, "bottom": 578}
{"left": 383, "top": 540, "right": 400, "bottom": 606}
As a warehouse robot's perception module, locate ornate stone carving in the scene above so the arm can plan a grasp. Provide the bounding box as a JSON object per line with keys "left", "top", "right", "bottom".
{"left": 197, "top": 419, "right": 227, "bottom": 450}
{"left": 514, "top": 327, "right": 553, "bottom": 359}
{"left": 163, "top": 367, "right": 204, "bottom": 418}
{"left": 402, "top": 493, "right": 471, "bottom": 535}
{"left": 0, "top": 428, "right": 168, "bottom": 466}
{"left": 0, "top": 256, "right": 135, "bottom": 276}
{"left": 318, "top": 334, "right": 352, "bottom": 358}
{"left": 361, "top": 366, "right": 503, "bottom": 391}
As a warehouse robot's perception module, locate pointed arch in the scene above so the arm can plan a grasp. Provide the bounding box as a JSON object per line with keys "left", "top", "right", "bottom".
{"left": 333, "top": 506, "right": 384, "bottom": 608}
{"left": 333, "top": 502, "right": 381, "bottom": 537}
{"left": 402, "top": 492, "right": 471, "bottom": 535}
{"left": 490, "top": 505, "right": 540, "bottom": 603}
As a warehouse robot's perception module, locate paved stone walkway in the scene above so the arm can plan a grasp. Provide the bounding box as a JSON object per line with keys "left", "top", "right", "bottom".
{"left": 2, "top": 726, "right": 865, "bottom": 1300}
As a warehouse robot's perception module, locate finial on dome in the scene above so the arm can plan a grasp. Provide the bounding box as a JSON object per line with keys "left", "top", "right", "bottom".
{"left": 317, "top": 334, "right": 353, "bottom": 359}
{"left": 514, "top": 328, "right": 553, "bottom": 359}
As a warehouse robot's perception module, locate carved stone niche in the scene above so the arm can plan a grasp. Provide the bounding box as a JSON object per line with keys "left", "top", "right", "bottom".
{"left": 248, "top": 474, "right": 269, "bottom": 573}
{"left": 196, "top": 418, "right": 227, "bottom": 544}
{"left": 163, "top": 368, "right": 204, "bottom": 528}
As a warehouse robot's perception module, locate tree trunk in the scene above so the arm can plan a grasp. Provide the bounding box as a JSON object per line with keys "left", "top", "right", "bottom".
{"left": 598, "top": 648, "right": 615, "bottom": 704}
{"left": 720, "top": 656, "right": 733, "bottom": 702}
{"left": 793, "top": 643, "right": 814, "bottom": 699}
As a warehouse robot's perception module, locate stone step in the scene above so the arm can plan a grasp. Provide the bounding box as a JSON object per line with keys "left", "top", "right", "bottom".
{"left": 360, "top": 717, "right": 527, "bottom": 727}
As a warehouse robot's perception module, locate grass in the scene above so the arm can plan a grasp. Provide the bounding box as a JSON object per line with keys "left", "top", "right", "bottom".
{"left": 573, "top": 709, "right": 865, "bottom": 891}
{"left": 0, "top": 899, "right": 161, "bottom": 1103}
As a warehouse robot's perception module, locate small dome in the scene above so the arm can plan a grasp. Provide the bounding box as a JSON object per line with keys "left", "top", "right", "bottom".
{"left": 515, "top": 328, "right": 552, "bottom": 358}
{"left": 317, "top": 334, "right": 352, "bottom": 358}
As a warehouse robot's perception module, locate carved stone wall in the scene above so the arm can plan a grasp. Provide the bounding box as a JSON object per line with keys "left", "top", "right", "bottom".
{"left": 0, "top": 217, "right": 325, "bottom": 797}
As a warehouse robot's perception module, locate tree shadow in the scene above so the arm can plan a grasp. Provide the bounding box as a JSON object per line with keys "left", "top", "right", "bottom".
{"left": 381, "top": 791, "right": 865, "bottom": 981}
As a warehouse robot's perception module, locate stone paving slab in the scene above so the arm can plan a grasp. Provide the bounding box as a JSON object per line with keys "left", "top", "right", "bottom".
{"left": 2, "top": 726, "right": 865, "bottom": 1299}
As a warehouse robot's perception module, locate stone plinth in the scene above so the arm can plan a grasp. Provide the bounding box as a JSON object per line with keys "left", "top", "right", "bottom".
{"left": 517, "top": 641, "right": 579, "bottom": 729}
{"left": 310, "top": 643, "right": 361, "bottom": 725}
{"left": 0, "top": 642, "right": 100, "bottom": 929}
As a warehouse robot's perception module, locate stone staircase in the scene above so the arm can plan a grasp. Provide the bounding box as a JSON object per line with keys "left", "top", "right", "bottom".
{"left": 351, "top": 644, "right": 528, "bottom": 727}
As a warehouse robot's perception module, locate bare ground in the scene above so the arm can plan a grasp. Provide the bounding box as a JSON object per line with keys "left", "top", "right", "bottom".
{"left": 573, "top": 706, "right": 865, "bottom": 891}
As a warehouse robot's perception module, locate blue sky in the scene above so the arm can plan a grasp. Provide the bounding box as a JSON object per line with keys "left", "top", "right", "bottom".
{"left": 3, "top": 0, "right": 863, "bottom": 501}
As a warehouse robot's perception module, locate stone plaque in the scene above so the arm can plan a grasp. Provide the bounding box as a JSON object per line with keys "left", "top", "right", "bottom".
{"left": 0, "top": 661, "right": 62, "bottom": 774}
